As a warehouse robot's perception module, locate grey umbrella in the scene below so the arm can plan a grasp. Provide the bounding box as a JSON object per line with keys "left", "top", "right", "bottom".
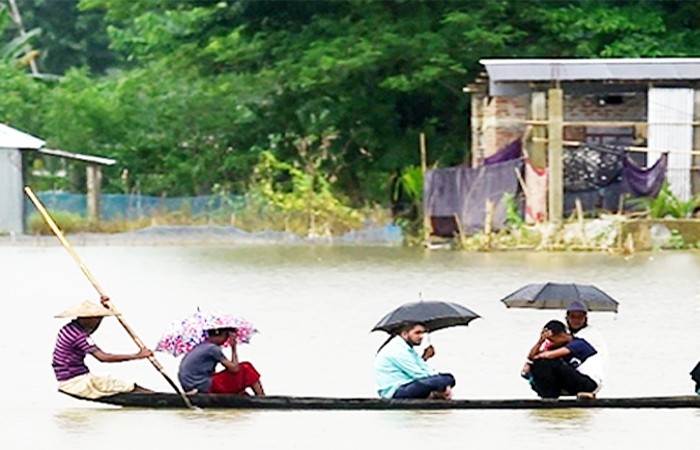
{"left": 500, "top": 282, "right": 619, "bottom": 312}
{"left": 371, "top": 300, "right": 481, "bottom": 334}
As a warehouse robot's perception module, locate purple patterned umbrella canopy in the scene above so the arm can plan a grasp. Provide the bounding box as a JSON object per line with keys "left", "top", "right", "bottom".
{"left": 155, "top": 309, "right": 258, "bottom": 356}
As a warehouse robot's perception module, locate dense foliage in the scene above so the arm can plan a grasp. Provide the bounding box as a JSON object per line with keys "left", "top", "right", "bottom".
{"left": 3, "top": 0, "right": 700, "bottom": 206}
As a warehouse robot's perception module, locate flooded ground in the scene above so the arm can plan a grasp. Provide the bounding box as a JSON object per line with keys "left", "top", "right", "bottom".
{"left": 2, "top": 245, "right": 700, "bottom": 449}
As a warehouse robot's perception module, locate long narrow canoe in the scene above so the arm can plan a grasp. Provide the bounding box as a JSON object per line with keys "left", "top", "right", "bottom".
{"left": 72, "top": 392, "right": 700, "bottom": 410}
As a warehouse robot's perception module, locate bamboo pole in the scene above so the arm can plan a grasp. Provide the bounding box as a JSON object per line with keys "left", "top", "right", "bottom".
{"left": 531, "top": 137, "right": 700, "bottom": 155}
{"left": 575, "top": 198, "right": 589, "bottom": 247}
{"left": 6, "top": 0, "right": 39, "bottom": 76}
{"left": 530, "top": 92, "right": 547, "bottom": 168}
{"left": 693, "top": 91, "right": 700, "bottom": 195}
{"left": 547, "top": 87, "right": 564, "bottom": 226}
{"left": 420, "top": 133, "right": 431, "bottom": 245}
{"left": 86, "top": 165, "right": 102, "bottom": 224}
{"left": 453, "top": 213, "right": 467, "bottom": 249}
{"left": 525, "top": 120, "right": 700, "bottom": 127}
{"left": 483, "top": 199, "right": 494, "bottom": 250}
{"left": 24, "top": 187, "right": 194, "bottom": 409}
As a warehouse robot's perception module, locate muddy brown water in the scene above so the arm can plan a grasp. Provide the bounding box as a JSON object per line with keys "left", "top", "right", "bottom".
{"left": 2, "top": 245, "right": 700, "bottom": 448}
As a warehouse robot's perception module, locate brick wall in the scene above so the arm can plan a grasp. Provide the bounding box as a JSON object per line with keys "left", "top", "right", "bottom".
{"left": 565, "top": 93, "right": 647, "bottom": 121}
{"left": 472, "top": 94, "right": 528, "bottom": 165}
{"left": 472, "top": 92, "right": 647, "bottom": 165}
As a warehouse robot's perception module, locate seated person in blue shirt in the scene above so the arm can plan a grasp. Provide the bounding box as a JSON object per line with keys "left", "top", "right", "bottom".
{"left": 527, "top": 320, "right": 604, "bottom": 399}
{"left": 374, "top": 322, "right": 456, "bottom": 399}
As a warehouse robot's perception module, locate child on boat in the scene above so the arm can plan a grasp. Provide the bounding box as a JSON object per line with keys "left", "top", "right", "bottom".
{"left": 178, "top": 327, "right": 265, "bottom": 396}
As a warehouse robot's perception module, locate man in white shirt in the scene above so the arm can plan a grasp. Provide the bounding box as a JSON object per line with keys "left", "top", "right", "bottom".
{"left": 566, "top": 301, "right": 609, "bottom": 377}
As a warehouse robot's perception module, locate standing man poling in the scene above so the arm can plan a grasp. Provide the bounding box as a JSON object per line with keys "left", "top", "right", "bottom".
{"left": 374, "top": 322, "right": 456, "bottom": 399}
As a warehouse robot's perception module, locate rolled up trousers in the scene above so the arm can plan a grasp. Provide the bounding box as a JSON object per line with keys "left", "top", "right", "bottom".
{"left": 393, "top": 373, "right": 456, "bottom": 399}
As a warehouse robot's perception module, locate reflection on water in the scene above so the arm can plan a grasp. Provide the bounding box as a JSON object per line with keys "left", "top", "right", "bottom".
{"left": 3, "top": 246, "right": 700, "bottom": 449}
{"left": 527, "top": 408, "right": 593, "bottom": 429}
{"left": 53, "top": 408, "right": 116, "bottom": 434}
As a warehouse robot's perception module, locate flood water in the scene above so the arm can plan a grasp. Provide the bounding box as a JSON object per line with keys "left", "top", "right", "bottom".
{"left": 2, "top": 244, "right": 700, "bottom": 449}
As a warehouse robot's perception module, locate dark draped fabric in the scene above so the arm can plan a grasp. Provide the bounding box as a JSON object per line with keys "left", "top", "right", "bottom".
{"left": 564, "top": 182, "right": 625, "bottom": 213}
{"left": 483, "top": 139, "right": 522, "bottom": 165}
{"left": 424, "top": 159, "right": 523, "bottom": 236}
{"left": 563, "top": 144, "right": 667, "bottom": 214}
{"left": 563, "top": 144, "right": 624, "bottom": 192}
{"left": 622, "top": 153, "right": 668, "bottom": 198}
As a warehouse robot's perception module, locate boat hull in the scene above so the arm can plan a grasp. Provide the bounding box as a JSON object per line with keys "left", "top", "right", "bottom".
{"left": 72, "top": 393, "right": 700, "bottom": 410}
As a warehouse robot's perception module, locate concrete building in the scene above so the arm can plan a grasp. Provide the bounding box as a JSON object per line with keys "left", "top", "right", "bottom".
{"left": 465, "top": 58, "right": 700, "bottom": 221}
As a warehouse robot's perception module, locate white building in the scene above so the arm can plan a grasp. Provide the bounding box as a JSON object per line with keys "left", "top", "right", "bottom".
{"left": 0, "top": 123, "right": 116, "bottom": 234}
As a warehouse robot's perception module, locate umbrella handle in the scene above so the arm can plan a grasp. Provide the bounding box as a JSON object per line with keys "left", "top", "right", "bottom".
{"left": 24, "top": 187, "right": 194, "bottom": 409}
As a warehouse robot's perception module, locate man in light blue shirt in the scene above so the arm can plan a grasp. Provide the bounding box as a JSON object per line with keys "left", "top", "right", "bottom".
{"left": 374, "top": 322, "right": 455, "bottom": 399}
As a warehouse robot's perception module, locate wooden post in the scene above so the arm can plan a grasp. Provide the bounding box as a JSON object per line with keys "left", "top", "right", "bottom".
{"left": 530, "top": 92, "right": 547, "bottom": 168}
{"left": 471, "top": 94, "right": 484, "bottom": 166}
{"left": 692, "top": 90, "right": 700, "bottom": 195}
{"left": 547, "top": 86, "right": 564, "bottom": 226}
{"left": 483, "top": 199, "right": 494, "bottom": 250}
{"left": 420, "top": 133, "right": 431, "bottom": 244}
{"left": 86, "top": 165, "right": 102, "bottom": 224}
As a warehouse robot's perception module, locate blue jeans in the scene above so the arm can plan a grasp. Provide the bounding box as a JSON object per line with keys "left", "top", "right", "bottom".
{"left": 393, "top": 373, "right": 456, "bottom": 399}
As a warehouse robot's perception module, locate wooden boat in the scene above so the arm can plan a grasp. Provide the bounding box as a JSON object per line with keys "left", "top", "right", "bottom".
{"left": 72, "top": 392, "right": 700, "bottom": 410}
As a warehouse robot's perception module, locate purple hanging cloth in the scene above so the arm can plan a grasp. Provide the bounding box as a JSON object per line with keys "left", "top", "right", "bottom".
{"left": 622, "top": 153, "right": 668, "bottom": 198}
{"left": 483, "top": 139, "right": 522, "bottom": 165}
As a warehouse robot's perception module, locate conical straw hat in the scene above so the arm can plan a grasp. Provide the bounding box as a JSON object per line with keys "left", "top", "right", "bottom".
{"left": 54, "top": 300, "right": 118, "bottom": 318}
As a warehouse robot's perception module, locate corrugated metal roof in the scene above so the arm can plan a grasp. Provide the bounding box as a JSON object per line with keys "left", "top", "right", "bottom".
{"left": 38, "top": 148, "right": 116, "bottom": 166}
{"left": 0, "top": 123, "right": 44, "bottom": 149}
{"left": 0, "top": 123, "right": 116, "bottom": 165}
{"left": 480, "top": 58, "right": 700, "bottom": 82}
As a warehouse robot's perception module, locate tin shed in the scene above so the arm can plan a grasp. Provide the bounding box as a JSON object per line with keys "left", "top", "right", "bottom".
{"left": 0, "top": 124, "right": 116, "bottom": 234}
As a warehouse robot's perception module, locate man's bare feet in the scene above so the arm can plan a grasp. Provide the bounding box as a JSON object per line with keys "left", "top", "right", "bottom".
{"left": 133, "top": 384, "right": 154, "bottom": 393}
{"left": 428, "top": 386, "right": 452, "bottom": 400}
{"left": 576, "top": 392, "right": 596, "bottom": 401}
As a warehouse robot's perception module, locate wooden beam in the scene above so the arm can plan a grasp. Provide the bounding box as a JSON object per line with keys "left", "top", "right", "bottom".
{"left": 525, "top": 120, "right": 700, "bottom": 127}
{"left": 530, "top": 92, "right": 547, "bottom": 168}
{"left": 693, "top": 90, "right": 700, "bottom": 195}
{"left": 470, "top": 94, "right": 484, "bottom": 165}
{"left": 547, "top": 87, "right": 564, "bottom": 225}
{"left": 86, "top": 165, "right": 102, "bottom": 224}
{"left": 420, "top": 133, "right": 431, "bottom": 244}
{"left": 532, "top": 137, "right": 700, "bottom": 155}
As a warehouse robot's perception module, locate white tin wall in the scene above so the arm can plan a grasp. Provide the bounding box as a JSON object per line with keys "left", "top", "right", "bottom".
{"left": 0, "top": 148, "right": 24, "bottom": 234}
{"left": 647, "top": 87, "right": 695, "bottom": 201}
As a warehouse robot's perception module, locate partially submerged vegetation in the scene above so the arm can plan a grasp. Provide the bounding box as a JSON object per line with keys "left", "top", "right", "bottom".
{"left": 28, "top": 150, "right": 391, "bottom": 237}
{"left": 432, "top": 184, "right": 700, "bottom": 252}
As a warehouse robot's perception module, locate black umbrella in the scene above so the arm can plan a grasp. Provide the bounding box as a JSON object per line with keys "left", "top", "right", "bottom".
{"left": 500, "top": 283, "right": 619, "bottom": 312}
{"left": 371, "top": 300, "right": 481, "bottom": 334}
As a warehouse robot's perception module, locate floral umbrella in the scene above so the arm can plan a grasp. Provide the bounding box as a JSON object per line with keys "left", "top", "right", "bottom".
{"left": 155, "top": 309, "right": 258, "bottom": 357}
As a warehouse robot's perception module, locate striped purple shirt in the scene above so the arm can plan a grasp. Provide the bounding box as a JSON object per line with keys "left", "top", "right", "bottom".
{"left": 52, "top": 321, "right": 99, "bottom": 382}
